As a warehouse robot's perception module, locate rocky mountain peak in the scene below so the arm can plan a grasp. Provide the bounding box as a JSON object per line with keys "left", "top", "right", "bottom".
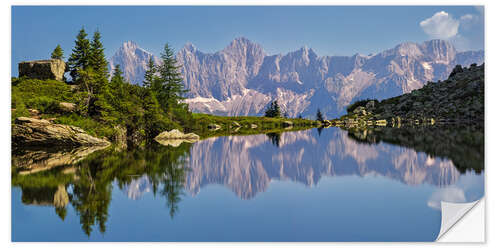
{"left": 420, "top": 39, "right": 456, "bottom": 62}
{"left": 109, "top": 41, "right": 160, "bottom": 85}
{"left": 181, "top": 42, "right": 197, "bottom": 53}
{"left": 223, "top": 37, "right": 265, "bottom": 55}
{"left": 121, "top": 40, "right": 139, "bottom": 50}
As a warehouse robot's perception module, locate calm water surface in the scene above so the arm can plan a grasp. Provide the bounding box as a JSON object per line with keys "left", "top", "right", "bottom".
{"left": 11, "top": 126, "right": 484, "bottom": 241}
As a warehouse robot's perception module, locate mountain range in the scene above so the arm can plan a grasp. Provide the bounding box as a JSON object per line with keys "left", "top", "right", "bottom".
{"left": 109, "top": 38, "right": 484, "bottom": 118}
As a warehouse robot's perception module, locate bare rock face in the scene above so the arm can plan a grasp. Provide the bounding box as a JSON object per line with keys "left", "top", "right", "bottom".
{"left": 108, "top": 41, "right": 161, "bottom": 85}
{"left": 18, "top": 59, "right": 65, "bottom": 81}
{"left": 12, "top": 117, "right": 110, "bottom": 147}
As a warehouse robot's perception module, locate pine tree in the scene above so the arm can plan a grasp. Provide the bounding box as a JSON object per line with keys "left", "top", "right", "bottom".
{"left": 110, "top": 64, "right": 125, "bottom": 85}
{"left": 51, "top": 45, "right": 64, "bottom": 60}
{"left": 74, "top": 67, "right": 97, "bottom": 116}
{"left": 143, "top": 89, "right": 173, "bottom": 139}
{"left": 264, "top": 100, "right": 282, "bottom": 118}
{"left": 143, "top": 56, "right": 157, "bottom": 88}
{"left": 316, "top": 108, "right": 325, "bottom": 122}
{"left": 89, "top": 30, "right": 109, "bottom": 90}
{"left": 157, "top": 43, "right": 186, "bottom": 113}
{"left": 67, "top": 27, "right": 91, "bottom": 82}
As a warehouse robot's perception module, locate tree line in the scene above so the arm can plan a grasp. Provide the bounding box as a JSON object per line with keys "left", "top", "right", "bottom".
{"left": 50, "top": 27, "right": 193, "bottom": 142}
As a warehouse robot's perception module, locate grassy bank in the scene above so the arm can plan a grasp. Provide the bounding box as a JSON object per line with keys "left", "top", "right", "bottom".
{"left": 12, "top": 77, "right": 319, "bottom": 142}
{"left": 190, "top": 113, "right": 319, "bottom": 139}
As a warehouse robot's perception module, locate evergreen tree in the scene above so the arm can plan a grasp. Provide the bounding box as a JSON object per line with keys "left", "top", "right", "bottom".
{"left": 143, "top": 89, "right": 174, "bottom": 139}
{"left": 89, "top": 30, "right": 109, "bottom": 90}
{"left": 157, "top": 43, "right": 186, "bottom": 113}
{"left": 51, "top": 45, "right": 64, "bottom": 60}
{"left": 110, "top": 65, "right": 125, "bottom": 85}
{"left": 264, "top": 100, "right": 282, "bottom": 118}
{"left": 74, "top": 67, "right": 97, "bottom": 116}
{"left": 316, "top": 108, "right": 325, "bottom": 122}
{"left": 143, "top": 57, "right": 157, "bottom": 88}
{"left": 68, "top": 27, "right": 91, "bottom": 82}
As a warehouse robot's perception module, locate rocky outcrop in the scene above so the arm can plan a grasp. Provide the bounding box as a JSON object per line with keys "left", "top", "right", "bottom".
{"left": 18, "top": 59, "right": 66, "bottom": 81}
{"left": 12, "top": 117, "right": 110, "bottom": 147}
{"left": 154, "top": 129, "right": 200, "bottom": 147}
{"left": 335, "top": 63, "right": 484, "bottom": 126}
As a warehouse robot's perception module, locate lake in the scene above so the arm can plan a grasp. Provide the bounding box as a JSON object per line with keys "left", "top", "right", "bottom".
{"left": 11, "top": 126, "right": 484, "bottom": 242}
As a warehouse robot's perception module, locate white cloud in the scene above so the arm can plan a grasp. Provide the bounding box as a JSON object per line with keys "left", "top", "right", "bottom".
{"left": 460, "top": 14, "right": 475, "bottom": 22}
{"left": 460, "top": 14, "right": 479, "bottom": 29}
{"left": 419, "top": 11, "right": 460, "bottom": 39}
{"left": 427, "top": 187, "right": 466, "bottom": 210}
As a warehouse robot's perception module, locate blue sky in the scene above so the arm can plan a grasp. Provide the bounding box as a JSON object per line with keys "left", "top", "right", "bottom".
{"left": 11, "top": 6, "right": 484, "bottom": 76}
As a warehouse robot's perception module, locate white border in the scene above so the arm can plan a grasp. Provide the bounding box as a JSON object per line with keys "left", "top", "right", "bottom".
{"left": 2, "top": 0, "right": 498, "bottom": 249}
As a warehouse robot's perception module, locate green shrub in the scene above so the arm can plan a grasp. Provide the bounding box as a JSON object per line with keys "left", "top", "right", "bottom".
{"left": 55, "top": 113, "right": 114, "bottom": 138}
{"left": 12, "top": 78, "right": 74, "bottom": 103}
{"left": 24, "top": 96, "right": 60, "bottom": 113}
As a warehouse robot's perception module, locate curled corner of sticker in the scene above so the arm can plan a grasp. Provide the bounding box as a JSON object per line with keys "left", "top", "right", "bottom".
{"left": 436, "top": 199, "right": 481, "bottom": 241}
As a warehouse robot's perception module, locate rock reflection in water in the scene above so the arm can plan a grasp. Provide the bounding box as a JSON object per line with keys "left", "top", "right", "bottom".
{"left": 12, "top": 145, "right": 110, "bottom": 175}
{"left": 11, "top": 126, "right": 483, "bottom": 236}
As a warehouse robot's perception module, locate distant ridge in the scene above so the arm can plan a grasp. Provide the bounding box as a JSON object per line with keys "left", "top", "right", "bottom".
{"left": 109, "top": 38, "right": 484, "bottom": 117}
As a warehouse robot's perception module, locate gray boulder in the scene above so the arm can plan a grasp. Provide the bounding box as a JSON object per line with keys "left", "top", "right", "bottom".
{"left": 12, "top": 117, "right": 110, "bottom": 147}
{"left": 18, "top": 59, "right": 66, "bottom": 81}
{"left": 155, "top": 129, "right": 199, "bottom": 140}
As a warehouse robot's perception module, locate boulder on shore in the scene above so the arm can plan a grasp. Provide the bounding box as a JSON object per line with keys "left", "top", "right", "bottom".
{"left": 12, "top": 117, "right": 110, "bottom": 147}
{"left": 154, "top": 129, "right": 200, "bottom": 147}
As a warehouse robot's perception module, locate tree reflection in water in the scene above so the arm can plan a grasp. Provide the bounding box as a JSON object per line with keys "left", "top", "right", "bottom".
{"left": 12, "top": 143, "right": 192, "bottom": 236}
{"left": 266, "top": 132, "right": 281, "bottom": 148}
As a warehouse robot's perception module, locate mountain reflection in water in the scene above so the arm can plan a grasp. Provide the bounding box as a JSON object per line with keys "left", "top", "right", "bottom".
{"left": 11, "top": 126, "right": 483, "bottom": 238}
